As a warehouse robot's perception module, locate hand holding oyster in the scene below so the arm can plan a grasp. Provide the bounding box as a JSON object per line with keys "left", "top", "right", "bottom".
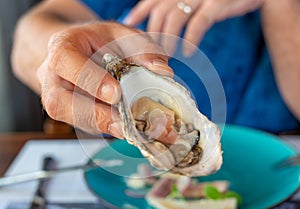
{"left": 102, "top": 53, "right": 222, "bottom": 176}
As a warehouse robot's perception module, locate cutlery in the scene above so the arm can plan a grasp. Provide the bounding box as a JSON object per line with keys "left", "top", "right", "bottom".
{"left": 275, "top": 154, "right": 300, "bottom": 168}
{"left": 0, "top": 159, "right": 123, "bottom": 187}
{"left": 29, "top": 156, "right": 55, "bottom": 209}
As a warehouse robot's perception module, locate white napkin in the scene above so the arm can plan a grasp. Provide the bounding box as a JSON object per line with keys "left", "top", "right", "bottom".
{"left": 0, "top": 139, "right": 108, "bottom": 209}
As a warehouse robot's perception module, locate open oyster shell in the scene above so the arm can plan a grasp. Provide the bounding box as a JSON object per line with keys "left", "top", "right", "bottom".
{"left": 102, "top": 53, "right": 222, "bottom": 176}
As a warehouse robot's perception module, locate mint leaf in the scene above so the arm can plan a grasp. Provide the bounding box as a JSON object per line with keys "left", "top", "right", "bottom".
{"left": 167, "top": 184, "right": 184, "bottom": 200}
{"left": 204, "top": 184, "right": 242, "bottom": 204}
{"left": 223, "top": 191, "right": 243, "bottom": 205}
{"left": 204, "top": 185, "right": 222, "bottom": 200}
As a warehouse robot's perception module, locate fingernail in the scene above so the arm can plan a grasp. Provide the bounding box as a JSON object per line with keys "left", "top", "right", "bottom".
{"left": 100, "top": 85, "right": 120, "bottom": 104}
{"left": 183, "top": 47, "right": 195, "bottom": 57}
{"left": 109, "top": 121, "right": 124, "bottom": 139}
{"left": 152, "top": 59, "right": 167, "bottom": 67}
{"left": 151, "top": 60, "right": 174, "bottom": 77}
{"left": 182, "top": 42, "right": 196, "bottom": 57}
{"left": 123, "top": 16, "right": 132, "bottom": 25}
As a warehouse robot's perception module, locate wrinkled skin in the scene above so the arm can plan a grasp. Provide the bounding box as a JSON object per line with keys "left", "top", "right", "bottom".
{"left": 36, "top": 22, "right": 174, "bottom": 138}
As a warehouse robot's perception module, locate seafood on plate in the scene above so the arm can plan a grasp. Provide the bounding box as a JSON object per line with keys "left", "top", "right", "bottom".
{"left": 146, "top": 173, "right": 239, "bottom": 209}
{"left": 102, "top": 53, "right": 222, "bottom": 176}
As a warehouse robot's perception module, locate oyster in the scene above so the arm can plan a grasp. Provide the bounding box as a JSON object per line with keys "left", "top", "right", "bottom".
{"left": 102, "top": 53, "right": 222, "bottom": 176}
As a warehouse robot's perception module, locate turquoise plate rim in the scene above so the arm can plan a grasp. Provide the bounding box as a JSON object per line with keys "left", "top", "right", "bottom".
{"left": 84, "top": 125, "right": 300, "bottom": 209}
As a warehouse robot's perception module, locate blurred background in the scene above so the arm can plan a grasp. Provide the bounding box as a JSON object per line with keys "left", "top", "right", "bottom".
{"left": 0, "top": 0, "right": 45, "bottom": 132}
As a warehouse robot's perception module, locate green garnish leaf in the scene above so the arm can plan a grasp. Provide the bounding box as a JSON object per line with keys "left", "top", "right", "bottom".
{"left": 204, "top": 185, "right": 222, "bottom": 200}
{"left": 204, "top": 185, "right": 243, "bottom": 205}
{"left": 167, "top": 184, "right": 184, "bottom": 200}
{"left": 223, "top": 191, "right": 243, "bottom": 205}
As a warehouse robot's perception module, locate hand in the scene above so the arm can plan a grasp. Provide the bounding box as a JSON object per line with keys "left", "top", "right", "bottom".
{"left": 125, "top": 0, "right": 264, "bottom": 56}
{"left": 37, "top": 22, "right": 173, "bottom": 138}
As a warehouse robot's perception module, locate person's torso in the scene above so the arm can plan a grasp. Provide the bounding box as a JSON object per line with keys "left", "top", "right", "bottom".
{"left": 79, "top": 0, "right": 300, "bottom": 133}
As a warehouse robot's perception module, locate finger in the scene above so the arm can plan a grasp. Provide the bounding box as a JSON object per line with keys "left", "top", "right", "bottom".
{"left": 112, "top": 32, "right": 174, "bottom": 77}
{"left": 161, "top": 1, "right": 197, "bottom": 55}
{"left": 48, "top": 32, "right": 121, "bottom": 105}
{"left": 146, "top": 1, "right": 174, "bottom": 34}
{"left": 48, "top": 88, "right": 124, "bottom": 138}
{"left": 124, "top": 0, "right": 159, "bottom": 26}
{"left": 73, "top": 90, "right": 124, "bottom": 139}
{"left": 39, "top": 63, "right": 124, "bottom": 138}
{"left": 216, "top": 1, "right": 262, "bottom": 21}
{"left": 129, "top": 52, "right": 174, "bottom": 77}
{"left": 38, "top": 63, "right": 76, "bottom": 92}
{"left": 161, "top": 12, "right": 188, "bottom": 55}
{"left": 183, "top": 2, "right": 219, "bottom": 56}
{"left": 125, "top": 38, "right": 174, "bottom": 77}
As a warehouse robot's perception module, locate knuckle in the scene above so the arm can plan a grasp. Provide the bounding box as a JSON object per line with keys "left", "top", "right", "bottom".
{"left": 47, "top": 49, "right": 64, "bottom": 75}
{"left": 195, "top": 8, "right": 215, "bottom": 26}
{"left": 47, "top": 34, "right": 70, "bottom": 74}
{"left": 47, "top": 29, "right": 81, "bottom": 75}
{"left": 42, "top": 89, "right": 58, "bottom": 119}
{"left": 166, "top": 11, "right": 186, "bottom": 26}
{"left": 42, "top": 87, "right": 61, "bottom": 120}
{"left": 166, "top": 11, "right": 177, "bottom": 23}
{"left": 150, "top": 7, "right": 163, "bottom": 18}
{"left": 76, "top": 64, "right": 100, "bottom": 95}
{"left": 202, "top": 13, "right": 214, "bottom": 25}
{"left": 95, "top": 106, "right": 111, "bottom": 133}
{"left": 79, "top": 110, "right": 98, "bottom": 134}
{"left": 48, "top": 30, "right": 74, "bottom": 53}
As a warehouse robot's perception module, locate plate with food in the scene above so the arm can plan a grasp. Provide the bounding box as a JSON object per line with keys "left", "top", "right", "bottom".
{"left": 85, "top": 54, "right": 299, "bottom": 208}
{"left": 84, "top": 125, "right": 300, "bottom": 209}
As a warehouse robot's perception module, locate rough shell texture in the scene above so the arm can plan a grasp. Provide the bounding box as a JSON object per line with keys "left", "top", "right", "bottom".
{"left": 103, "top": 54, "right": 222, "bottom": 176}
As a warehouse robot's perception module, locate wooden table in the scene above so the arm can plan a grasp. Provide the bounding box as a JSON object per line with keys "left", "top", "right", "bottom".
{"left": 0, "top": 132, "right": 299, "bottom": 208}
{"left": 0, "top": 132, "right": 77, "bottom": 176}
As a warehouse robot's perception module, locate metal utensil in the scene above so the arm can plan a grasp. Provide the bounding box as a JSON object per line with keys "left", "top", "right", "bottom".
{"left": 29, "top": 156, "right": 55, "bottom": 209}
{"left": 0, "top": 159, "right": 123, "bottom": 187}
{"left": 275, "top": 155, "right": 300, "bottom": 168}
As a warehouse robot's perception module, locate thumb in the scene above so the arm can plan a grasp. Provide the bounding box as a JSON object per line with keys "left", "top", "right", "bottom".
{"left": 129, "top": 54, "right": 174, "bottom": 77}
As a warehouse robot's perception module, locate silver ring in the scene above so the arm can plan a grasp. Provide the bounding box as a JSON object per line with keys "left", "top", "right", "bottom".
{"left": 177, "top": 1, "right": 192, "bottom": 14}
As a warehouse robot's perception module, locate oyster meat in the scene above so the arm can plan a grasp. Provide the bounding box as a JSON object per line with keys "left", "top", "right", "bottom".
{"left": 102, "top": 53, "right": 222, "bottom": 176}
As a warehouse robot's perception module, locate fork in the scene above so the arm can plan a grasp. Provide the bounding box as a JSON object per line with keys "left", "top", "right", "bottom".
{"left": 29, "top": 156, "right": 55, "bottom": 209}
{"left": 275, "top": 155, "right": 300, "bottom": 168}
{"left": 0, "top": 159, "right": 123, "bottom": 187}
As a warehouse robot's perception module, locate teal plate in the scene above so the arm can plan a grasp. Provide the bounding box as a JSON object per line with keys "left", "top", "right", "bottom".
{"left": 85, "top": 125, "right": 300, "bottom": 209}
